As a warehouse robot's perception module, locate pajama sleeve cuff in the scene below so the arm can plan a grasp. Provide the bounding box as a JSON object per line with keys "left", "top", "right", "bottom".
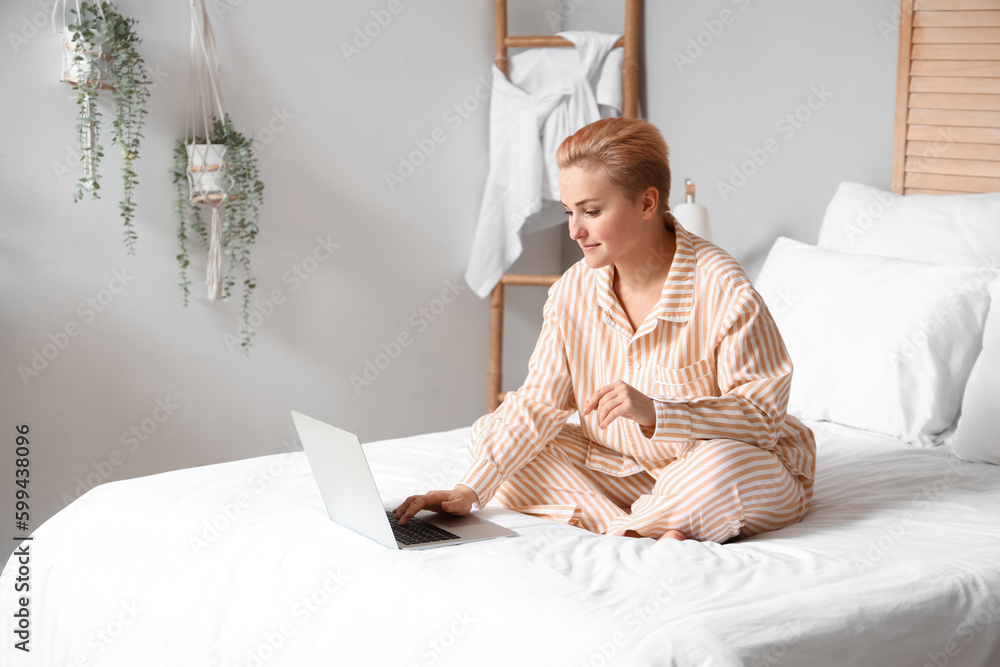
{"left": 458, "top": 457, "right": 504, "bottom": 506}
{"left": 650, "top": 399, "right": 694, "bottom": 441}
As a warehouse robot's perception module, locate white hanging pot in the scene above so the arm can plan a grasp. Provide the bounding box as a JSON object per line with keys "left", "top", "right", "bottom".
{"left": 186, "top": 143, "right": 228, "bottom": 203}
{"left": 61, "top": 27, "right": 113, "bottom": 90}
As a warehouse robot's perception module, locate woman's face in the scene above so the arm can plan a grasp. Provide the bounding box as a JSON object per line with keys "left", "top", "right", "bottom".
{"left": 559, "top": 165, "right": 653, "bottom": 270}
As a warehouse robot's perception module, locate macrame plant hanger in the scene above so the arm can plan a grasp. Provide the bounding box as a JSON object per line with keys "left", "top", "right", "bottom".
{"left": 185, "top": 0, "right": 231, "bottom": 300}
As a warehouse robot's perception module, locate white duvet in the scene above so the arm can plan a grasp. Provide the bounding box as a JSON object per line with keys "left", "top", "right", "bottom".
{"left": 3, "top": 421, "right": 1000, "bottom": 666}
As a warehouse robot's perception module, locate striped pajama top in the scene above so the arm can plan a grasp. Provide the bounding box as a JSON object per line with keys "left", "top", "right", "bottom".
{"left": 460, "top": 222, "right": 817, "bottom": 506}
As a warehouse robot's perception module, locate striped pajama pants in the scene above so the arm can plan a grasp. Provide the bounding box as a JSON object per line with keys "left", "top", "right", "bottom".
{"left": 486, "top": 424, "right": 812, "bottom": 543}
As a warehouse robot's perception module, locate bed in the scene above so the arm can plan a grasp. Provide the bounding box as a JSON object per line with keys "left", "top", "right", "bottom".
{"left": 5, "top": 1, "right": 1000, "bottom": 665}
{"left": 2, "top": 417, "right": 1000, "bottom": 666}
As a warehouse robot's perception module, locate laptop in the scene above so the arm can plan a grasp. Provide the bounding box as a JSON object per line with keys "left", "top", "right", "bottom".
{"left": 291, "top": 410, "right": 517, "bottom": 550}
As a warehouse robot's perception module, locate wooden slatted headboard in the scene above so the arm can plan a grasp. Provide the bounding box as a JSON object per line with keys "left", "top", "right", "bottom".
{"left": 892, "top": 0, "right": 1000, "bottom": 195}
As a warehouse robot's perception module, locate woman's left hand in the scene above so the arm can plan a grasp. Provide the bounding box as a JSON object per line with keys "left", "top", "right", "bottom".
{"left": 583, "top": 381, "right": 656, "bottom": 433}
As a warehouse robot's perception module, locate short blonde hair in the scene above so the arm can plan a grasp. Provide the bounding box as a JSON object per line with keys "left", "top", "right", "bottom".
{"left": 556, "top": 117, "right": 672, "bottom": 216}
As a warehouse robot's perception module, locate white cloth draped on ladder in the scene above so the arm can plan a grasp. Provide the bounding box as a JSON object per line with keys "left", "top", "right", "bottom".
{"left": 465, "top": 31, "right": 624, "bottom": 299}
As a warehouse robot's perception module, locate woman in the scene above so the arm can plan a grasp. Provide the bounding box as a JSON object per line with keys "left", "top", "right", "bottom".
{"left": 394, "top": 117, "right": 815, "bottom": 542}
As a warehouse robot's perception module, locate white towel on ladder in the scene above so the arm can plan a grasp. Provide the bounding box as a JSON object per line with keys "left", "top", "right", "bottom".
{"left": 464, "top": 31, "right": 623, "bottom": 298}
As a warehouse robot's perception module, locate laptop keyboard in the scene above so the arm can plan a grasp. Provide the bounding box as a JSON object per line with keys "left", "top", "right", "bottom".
{"left": 386, "top": 511, "right": 461, "bottom": 545}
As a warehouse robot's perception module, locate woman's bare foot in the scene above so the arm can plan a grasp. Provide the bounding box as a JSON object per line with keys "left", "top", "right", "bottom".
{"left": 622, "top": 529, "right": 687, "bottom": 540}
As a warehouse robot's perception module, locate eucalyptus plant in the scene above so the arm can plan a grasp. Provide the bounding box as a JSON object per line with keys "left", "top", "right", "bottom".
{"left": 172, "top": 115, "right": 265, "bottom": 353}
{"left": 66, "top": 1, "right": 150, "bottom": 253}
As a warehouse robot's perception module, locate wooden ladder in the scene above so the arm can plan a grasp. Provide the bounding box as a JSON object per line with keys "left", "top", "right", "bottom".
{"left": 487, "top": 0, "right": 643, "bottom": 411}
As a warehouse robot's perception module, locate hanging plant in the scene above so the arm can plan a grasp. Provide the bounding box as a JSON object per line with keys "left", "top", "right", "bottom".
{"left": 62, "top": 1, "right": 150, "bottom": 253}
{"left": 174, "top": 0, "right": 264, "bottom": 353}
{"left": 172, "top": 115, "right": 264, "bottom": 353}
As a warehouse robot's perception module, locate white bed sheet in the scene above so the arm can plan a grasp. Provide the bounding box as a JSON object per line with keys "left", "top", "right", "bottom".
{"left": 3, "top": 421, "right": 1000, "bottom": 666}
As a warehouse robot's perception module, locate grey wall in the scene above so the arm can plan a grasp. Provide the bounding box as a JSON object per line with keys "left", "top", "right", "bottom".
{"left": 0, "top": 0, "right": 897, "bottom": 566}
{"left": 560, "top": 0, "right": 899, "bottom": 275}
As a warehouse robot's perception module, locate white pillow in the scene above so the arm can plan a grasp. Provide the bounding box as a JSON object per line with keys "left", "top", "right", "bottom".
{"left": 817, "top": 182, "right": 1000, "bottom": 269}
{"left": 950, "top": 280, "right": 1000, "bottom": 464}
{"left": 816, "top": 181, "right": 1000, "bottom": 461}
{"left": 755, "top": 237, "right": 992, "bottom": 446}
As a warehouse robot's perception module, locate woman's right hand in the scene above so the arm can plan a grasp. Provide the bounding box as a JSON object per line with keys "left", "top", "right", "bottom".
{"left": 392, "top": 485, "right": 478, "bottom": 526}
